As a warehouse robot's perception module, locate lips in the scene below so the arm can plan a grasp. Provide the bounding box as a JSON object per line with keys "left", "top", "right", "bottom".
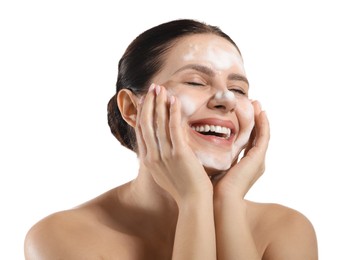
{"left": 189, "top": 118, "right": 237, "bottom": 143}
{"left": 191, "top": 124, "right": 231, "bottom": 139}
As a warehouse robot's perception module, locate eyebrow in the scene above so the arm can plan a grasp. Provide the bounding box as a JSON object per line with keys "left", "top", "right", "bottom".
{"left": 228, "top": 73, "right": 250, "bottom": 86}
{"left": 173, "top": 64, "right": 249, "bottom": 86}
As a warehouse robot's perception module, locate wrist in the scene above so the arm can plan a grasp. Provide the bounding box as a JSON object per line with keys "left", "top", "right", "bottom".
{"left": 214, "top": 193, "right": 247, "bottom": 211}
{"left": 177, "top": 189, "right": 213, "bottom": 211}
{"left": 214, "top": 180, "right": 246, "bottom": 202}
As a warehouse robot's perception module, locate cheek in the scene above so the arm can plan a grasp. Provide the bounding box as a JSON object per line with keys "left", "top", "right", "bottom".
{"left": 175, "top": 93, "right": 198, "bottom": 117}
{"left": 236, "top": 97, "right": 255, "bottom": 127}
{"left": 166, "top": 86, "right": 203, "bottom": 121}
{"left": 231, "top": 98, "right": 255, "bottom": 157}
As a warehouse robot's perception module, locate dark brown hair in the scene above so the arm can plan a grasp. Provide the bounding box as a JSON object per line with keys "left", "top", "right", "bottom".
{"left": 107, "top": 19, "right": 241, "bottom": 152}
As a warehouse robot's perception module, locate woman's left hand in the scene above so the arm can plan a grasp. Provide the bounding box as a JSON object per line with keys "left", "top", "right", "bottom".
{"left": 213, "top": 100, "right": 270, "bottom": 200}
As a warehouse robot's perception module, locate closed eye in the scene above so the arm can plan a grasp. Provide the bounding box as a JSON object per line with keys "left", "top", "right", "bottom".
{"left": 229, "top": 88, "right": 247, "bottom": 96}
{"left": 186, "top": 82, "right": 205, "bottom": 86}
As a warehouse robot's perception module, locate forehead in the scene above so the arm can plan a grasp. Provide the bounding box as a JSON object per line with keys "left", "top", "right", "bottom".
{"left": 163, "top": 33, "right": 244, "bottom": 73}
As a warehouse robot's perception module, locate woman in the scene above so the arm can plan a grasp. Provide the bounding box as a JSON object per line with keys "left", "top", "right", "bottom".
{"left": 25, "top": 19, "right": 318, "bottom": 259}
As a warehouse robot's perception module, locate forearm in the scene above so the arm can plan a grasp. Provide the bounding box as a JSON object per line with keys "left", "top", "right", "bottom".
{"left": 214, "top": 197, "right": 260, "bottom": 260}
{"left": 172, "top": 194, "right": 216, "bottom": 260}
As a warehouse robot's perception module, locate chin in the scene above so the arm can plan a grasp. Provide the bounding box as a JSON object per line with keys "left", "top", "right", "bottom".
{"left": 202, "top": 153, "right": 241, "bottom": 177}
{"left": 195, "top": 149, "right": 240, "bottom": 174}
{"left": 204, "top": 165, "right": 230, "bottom": 176}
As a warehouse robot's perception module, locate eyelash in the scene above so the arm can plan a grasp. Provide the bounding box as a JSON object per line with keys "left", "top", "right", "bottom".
{"left": 229, "top": 88, "right": 246, "bottom": 96}
{"left": 186, "top": 82, "right": 247, "bottom": 96}
{"left": 186, "top": 82, "right": 205, "bottom": 86}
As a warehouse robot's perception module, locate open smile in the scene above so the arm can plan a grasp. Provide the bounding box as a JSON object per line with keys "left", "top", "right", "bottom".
{"left": 189, "top": 118, "right": 236, "bottom": 144}
{"left": 191, "top": 124, "right": 231, "bottom": 139}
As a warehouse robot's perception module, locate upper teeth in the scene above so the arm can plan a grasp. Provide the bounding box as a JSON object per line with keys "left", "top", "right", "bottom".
{"left": 191, "top": 125, "right": 231, "bottom": 139}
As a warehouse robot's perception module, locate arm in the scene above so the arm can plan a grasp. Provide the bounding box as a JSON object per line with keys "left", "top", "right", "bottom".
{"left": 136, "top": 84, "right": 216, "bottom": 260}
{"left": 213, "top": 101, "right": 318, "bottom": 260}
{"left": 173, "top": 193, "right": 216, "bottom": 260}
{"left": 214, "top": 101, "right": 269, "bottom": 260}
{"left": 214, "top": 198, "right": 260, "bottom": 260}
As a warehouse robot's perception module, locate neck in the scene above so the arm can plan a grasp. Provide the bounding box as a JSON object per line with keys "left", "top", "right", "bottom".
{"left": 117, "top": 164, "right": 179, "bottom": 229}
{"left": 132, "top": 166, "right": 178, "bottom": 212}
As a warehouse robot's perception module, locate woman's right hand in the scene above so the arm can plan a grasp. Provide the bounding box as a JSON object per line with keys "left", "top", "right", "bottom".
{"left": 135, "top": 84, "right": 213, "bottom": 205}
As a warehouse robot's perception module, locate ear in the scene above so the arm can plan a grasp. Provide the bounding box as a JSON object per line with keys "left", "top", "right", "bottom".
{"left": 116, "top": 89, "right": 139, "bottom": 128}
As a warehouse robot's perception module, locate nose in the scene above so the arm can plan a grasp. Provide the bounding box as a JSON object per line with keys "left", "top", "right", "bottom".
{"left": 207, "top": 90, "right": 237, "bottom": 112}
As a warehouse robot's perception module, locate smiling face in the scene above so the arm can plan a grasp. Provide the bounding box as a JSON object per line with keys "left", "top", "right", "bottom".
{"left": 152, "top": 34, "right": 255, "bottom": 174}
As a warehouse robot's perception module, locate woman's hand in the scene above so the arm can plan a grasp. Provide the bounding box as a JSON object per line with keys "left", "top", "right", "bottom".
{"left": 213, "top": 100, "right": 269, "bottom": 260}
{"left": 214, "top": 100, "right": 270, "bottom": 200}
{"left": 135, "top": 84, "right": 213, "bottom": 205}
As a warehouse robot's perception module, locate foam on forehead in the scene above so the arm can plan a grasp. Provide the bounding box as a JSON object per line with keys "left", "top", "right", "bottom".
{"left": 206, "top": 46, "right": 242, "bottom": 71}
{"left": 181, "top": 39, "right": 245, "bottom": 72}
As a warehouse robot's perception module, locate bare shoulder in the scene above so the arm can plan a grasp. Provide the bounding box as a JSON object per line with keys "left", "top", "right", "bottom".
{"left": 25, "top": 209, "right": 91, "bottom": 259}
{"left": 246, "top": 201, "right": 318, "bottom": 260}
{"left": 24, "top": 189, "right": 132, "bottom": 259}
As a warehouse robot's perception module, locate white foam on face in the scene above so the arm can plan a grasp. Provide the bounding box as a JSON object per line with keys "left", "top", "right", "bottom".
{"left": 223, "top": 90, "right": 235, "bottom": 100}
{"left": 231, "top": 123, "right": 254, "bottom": 159}
{"left": 163, "top": 34, "right": 253, "bottom": 172}
{"left": 215, "top": 90, "right": 235, "bottom": 101}
{"left": 182, "top": 43, "right": 198, "bottom": 61}
{"left": 231, "top": 103, "right": 255, "bottom": 159}
{"left": 215, "top": 91, "right": 223, "bottom": 99}
{"left": 195, "top": 150, "right": 232, "bottom": 171}
{"left": 194, "top": 98, "right": 255, "bottom": 171}
{"left": 174, "top": 92, "right": 234, "bottom": 171}
{"left": 176, "top": 94, "right": 196, "bottom": 117}
{"left": 182, "top": 41, "right": 245, "bottom": 72}
{"left": 174, "top": 92, "right": 255, "bottom": 173}
{"left": 206, "top": 46, "right": 241, "bottom": 71}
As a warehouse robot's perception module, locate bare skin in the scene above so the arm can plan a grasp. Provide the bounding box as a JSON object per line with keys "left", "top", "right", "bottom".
{"left": 25, "top": 187, "right": 317, "bottom": 259}
{"left": 24, "top": 34, "right": 318, "bottom": 260}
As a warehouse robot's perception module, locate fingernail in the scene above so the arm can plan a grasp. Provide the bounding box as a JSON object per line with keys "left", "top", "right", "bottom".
{"left": 138, "top": 96, "right": 144, "bottom": 104}
{"left": 155, "top": 85, "right": 161, "bottom": 95}
{"left": 148, "top": 83, "right": 155, "bottom": 92}
{"left": 170, "top": 95, "right": 175, "bottom": 105}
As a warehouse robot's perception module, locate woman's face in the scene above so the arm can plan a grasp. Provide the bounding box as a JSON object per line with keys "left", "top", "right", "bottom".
{"left": 152, "top": 34, "right": 255, "bottom": 174}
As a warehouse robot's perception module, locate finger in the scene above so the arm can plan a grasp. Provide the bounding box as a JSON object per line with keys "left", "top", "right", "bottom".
{"left": 139, "top": 83, "right": 160, "bottom": 158}
{"left": 168, "top": 96, "right": 185, "bottom": 151}
{"left": 225, "top": 101, "right": 269, "bottom": 196}
{"left": 154, "top": 85, "right": 172, "bottom": 156}
{"left": 252, "top": 101, "right": 270, "bottom": 152}
{"left": 243, "top": 100, "right": 259, "bottom": 156}
{"left": 246, "top": 101, "right": 270, "bottom": 157}
{"left": 135, "top": 99, "right": 147, "bottom": 158}
{"left": 256, "top": 112, "right": 270, "bottom": 149}
{"left": 244, "top": 126, "right": 256, "bottom": 156}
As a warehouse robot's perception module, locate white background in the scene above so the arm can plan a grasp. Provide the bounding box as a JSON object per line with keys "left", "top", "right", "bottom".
{"left": 1, "top": 0, "right": 357, "bottom": 259}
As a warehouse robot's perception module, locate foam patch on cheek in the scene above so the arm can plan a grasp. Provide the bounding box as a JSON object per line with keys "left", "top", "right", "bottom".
{"left": 236, "top": 98, "right": 254, "bottom": 120}
{"left": 231, "top": 124, "right": 253, "bottom": 158}
{"left": 231, "top": 100, "right": 255, "bottom": 158}
{"left": 177, "top": 94, "right": 197, "bottom": 117}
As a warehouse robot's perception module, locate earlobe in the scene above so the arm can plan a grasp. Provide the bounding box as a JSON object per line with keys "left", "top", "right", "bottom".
{"left": 116, "top": 89, "right": 139, "bottom": 128}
